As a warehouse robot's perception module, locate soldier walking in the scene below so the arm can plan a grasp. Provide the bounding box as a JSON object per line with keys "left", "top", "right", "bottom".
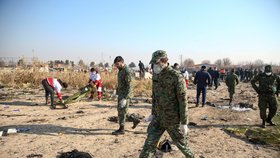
{"left": 251, "top": 65, "right": 280, "bottom": 128}
{"left": 225, "top": 69, "right": 239, "bottom": 106}
{"left": 139, "top": 50, "right": 194, "bottom": 158}
{"left": 112, "top": 56, "right": 140, "bottom": 135}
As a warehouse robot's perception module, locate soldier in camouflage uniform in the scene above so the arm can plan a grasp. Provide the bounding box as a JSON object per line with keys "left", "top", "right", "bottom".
{"left": 112, "top": 56, "right": 140, "bottom": 135}
{"left": 225, "top": 69, "right": 239, "bottom": 106}
{"left": 251, "top": 65, "right": 280, "bottom": 128}
{"left": 139, "top": 50, "right": 194, "bottom": 158}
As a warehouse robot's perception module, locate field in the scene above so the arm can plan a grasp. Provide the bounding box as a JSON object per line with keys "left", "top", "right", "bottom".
{"left": 0, "top": 69, "right": 280, "bottom": 158}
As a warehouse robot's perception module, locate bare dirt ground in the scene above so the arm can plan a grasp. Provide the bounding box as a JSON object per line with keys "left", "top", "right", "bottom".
{"left": 0, "top": 82, "right": 279, "bottom": 158}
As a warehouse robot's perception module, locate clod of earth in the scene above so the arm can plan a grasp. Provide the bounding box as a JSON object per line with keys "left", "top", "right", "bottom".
{"left": 57, "top": 149, "right": 93, "bottom": 158}
{"left": 26, "top": 153, "right": 43, "bottom": 158}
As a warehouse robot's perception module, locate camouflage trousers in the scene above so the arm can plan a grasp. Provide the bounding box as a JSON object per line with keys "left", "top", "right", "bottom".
{"left": 227, "top": 86, "right": 236, "bottom": 101}
{"left": 139, "top": 119, "right": 194, "bottom": 158}
{"left": 117, "top": 98, "right": 130, "bottom": 126}
{"left": 258, "top": 95, "right": 278, "bottom": 121}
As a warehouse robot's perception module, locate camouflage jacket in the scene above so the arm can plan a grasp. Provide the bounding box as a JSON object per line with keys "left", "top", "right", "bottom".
{"left": 116, "top": 65, "right": 133, "bottom": 99}
{"left": 251, "top": 73, "right": 280, "bottom": 95}
{"left": 152, "top": 66, "right": 188, "bottom": 126}
{"left": 225, "top": 72, "right": 239, "bottom": 87}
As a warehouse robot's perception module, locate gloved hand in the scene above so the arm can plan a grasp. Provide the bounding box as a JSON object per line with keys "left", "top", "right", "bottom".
{"left": 119, "top": 99, "right": 127, "bottom": 108}
{"left": 144, "top": 115, "right": 154, "bottom": 122}
{"left": 179, "top": 124, "right": 188, "bottom": 136}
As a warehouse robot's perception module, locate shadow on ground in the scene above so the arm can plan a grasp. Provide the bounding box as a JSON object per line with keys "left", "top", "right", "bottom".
{"left": 0, "top": 101, "right": 42, "bottom": 106}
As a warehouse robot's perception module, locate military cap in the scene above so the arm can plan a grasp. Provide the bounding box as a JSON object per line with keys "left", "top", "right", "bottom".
{"left": 264, "top": 65, "right": 272, "bottom": 73}
{"left": 149, "top": 50, "right": 167, "bottom": 64}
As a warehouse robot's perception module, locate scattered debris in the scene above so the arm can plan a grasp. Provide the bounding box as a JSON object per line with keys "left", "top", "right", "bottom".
{"left": 220, "top": 98, "right": 230, "bottom": 100}
{"left": 0, "top": 128, "right": 18, "bottom": 136}
{"left": 76, "top": 110, "right": 84, "bottom": 114}
{"left": 58, "top": 149, "right": 93, "bottom": 158}
{"left": 157, "top": 138, "right": 172, "bottom": 152}
{"left": 206, "top": 102, "right": 216, "bottom": 107}
{"left": 27, "top": 119, "right": 47, "bottom": 123}
{"left": 57, "top": 116, "right": 67, "bottom": 120}
{"left": 201, "top": 115, "right": 208, "bottom": 120}
{"left": 107, "top": 116, "right": 118, "bottom": 123}
{"left": 7, "top": 128, "right": 17, "bottom": 134}
{"left": 17, "top": 127, "right": 31, "bottom": 132}
{"left": 26, "top": 154, "right": 43, "bottom": 158}
{"left": 238, "top": 103, "right": 254, "bottom": 109}
{"left": 0, "top": 114, "right": 27, "bottom": 117}
{"left": 219, "top": 117, "right": 228, "bottom": 122}
{"left": 215, "top": 105, "right": 253, "bottom": 112}
{"left": 188, "top": 122, "right": 197, "bottom": 126}
{"left": 225, "top": 125, "right": 280, "bottom": 145}
{"left": 114, "top": 138, "right": 119, "bottom": 143}
{"left": 63, "top": 85, "right": 92, "bottom": 104}
{"left": 107, "top": 113, "right": 145, "bottom": 123}
{"left": 231, "top": 106, "right": 252, "bottom": 112}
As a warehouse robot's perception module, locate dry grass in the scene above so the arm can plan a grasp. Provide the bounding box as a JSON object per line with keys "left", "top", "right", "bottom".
{"left": 0, "top": 69, "right": 152, "bottom": 96}
{"left": 133, "top": 79, "right": 152, "bottom": 97}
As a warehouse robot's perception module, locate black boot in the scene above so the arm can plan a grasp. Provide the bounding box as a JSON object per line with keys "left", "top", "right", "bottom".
{"left": 266, "top": 118, "right": 276, "bottom": 126}
{"left": 50, "top": 104, "right": 56, "bottom": 109}
{"left": 132, "top": 118, "right": 140, "bottom": 129}
{"left": 261, "top": 119, "right": 266, "bottom": 128}
{"left": 112, "top": 125, "right": 125, "bottom": 135}
{"left": 129, "top": 114, "right": 140, "bottom": 129}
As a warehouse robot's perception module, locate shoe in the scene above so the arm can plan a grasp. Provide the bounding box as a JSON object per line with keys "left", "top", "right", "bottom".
{"left": 112, "top": 126, "right": 125, "bottom": 135}
{"left": 266, "top": 119, "right": 276, "bottom": 126}
{"left": 202, "top": 104, "right": 205, "bottom": 107}
{"left": 50, "top": 105, "right": 56, "bottom": 109}
{"left": 196, "top": 104, "right": 199, "bottom": 107}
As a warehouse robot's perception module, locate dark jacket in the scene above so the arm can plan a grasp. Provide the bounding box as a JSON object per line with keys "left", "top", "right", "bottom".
{"left": 194, "top": 70, "right": 212, "bottom": 87}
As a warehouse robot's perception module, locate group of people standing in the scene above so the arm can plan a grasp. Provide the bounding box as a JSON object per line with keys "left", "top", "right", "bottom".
{"left": 194, "top": 65, "right": 239, "bottom": 107}
{"left": 40, "top": 50, "right": 279, "bottom": 158}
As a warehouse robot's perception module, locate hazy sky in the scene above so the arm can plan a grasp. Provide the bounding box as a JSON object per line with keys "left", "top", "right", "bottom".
{"left": 0, "top": 0, "right": 280, "bottom": 66}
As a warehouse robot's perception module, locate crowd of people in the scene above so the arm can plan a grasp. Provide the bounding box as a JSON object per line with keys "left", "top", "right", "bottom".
{"left": 41, "top": 50, "right": 280, "bottom": 158}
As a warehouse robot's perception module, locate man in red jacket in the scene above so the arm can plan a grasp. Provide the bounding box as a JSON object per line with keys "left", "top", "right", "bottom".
{"left": 41, "top": 78, "right": 68, "bottom": 109}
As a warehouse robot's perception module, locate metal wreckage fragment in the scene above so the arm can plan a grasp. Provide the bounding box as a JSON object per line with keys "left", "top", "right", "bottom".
{"left": 58, "top": 85, "right": 93, "bottom": 105}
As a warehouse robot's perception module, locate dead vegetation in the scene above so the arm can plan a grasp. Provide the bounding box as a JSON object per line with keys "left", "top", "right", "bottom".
{"left": 0, "top": 69, "right": 151, "bottom": 97}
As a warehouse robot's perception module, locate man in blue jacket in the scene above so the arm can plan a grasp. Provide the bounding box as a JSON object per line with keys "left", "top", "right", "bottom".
{"left": 194, "top": 65, "right": 212, "bottom": 107}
